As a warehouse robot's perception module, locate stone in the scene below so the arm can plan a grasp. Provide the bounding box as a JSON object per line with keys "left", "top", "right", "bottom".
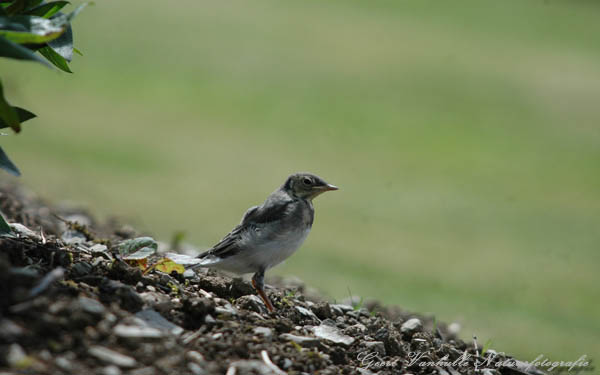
{"left": 101, "top": 365, "right": 122, "bottom": 375}
{"left": 7, "top": 344, "right": 27, "bottom": 367}
{"left": 227, "top": 359, "right": 273, "bottom": 375}
{"left": 279, "top": 333, "right": 321, "bottom": 348}
{"left": 188, "top": 362, "right": 206, "bottom": 375}
{"left": 186, "top": 351, "right": 206, "bottom": 364}
{"left": 295, "top": 306, "right": 320, "bottom": 322}
{"left": 113, "top": 324, "right": 163, "bottom": 339}
{"left": 330, "top": 304, "right": 353, "bottom": 316}
{"left": 128, "top": 366, "right": 156, "bottom": 375}
{"left": 197, "top": 276, "right": 229, "bottom": 296}
{"left": 88, "top": 346, "right": 137, "bottom": 368}
{"left": 77, "top": 296, "right": 106, "bottom": 317}
{"left": 363, "top": 341, "right": 386, "bottom": 356}
{"left": 401, "top": 318, "right": 422, "bottom": 334}
{"left": 374, "top": 327, "right": 404, "bottom": 356}
{"left": 9, "top": 223, "right": 41, "bottom": 240}
{"left": 0, "top": 319, "right": 24, "bottom": 339}
{"left": 99, "top": 278, "right": 143, "bottom": 312}
{"left": 55, "top": 356, "right": 73, "bottom": 371}
{"left": 312, "top": 324, "right": 355, "bottom": 346}
{"left": 136, "top": 309, "right": 184, "bottom": 336}
{"left": 311, "top": 302, "right": 333, "bottom": 320}
{"left": 235, "top": 295, "right": 268, "bottom": 314}
{"left": 230, "top": 277, "right": 256, "bottom": 297}
{"left": 253, "top": 326, "right": 273, "bottom": 338}
{"left": 183, "top": 269, "right": 196, "bottom": 279}
{"left": 89, "top": 244, "right": 108, "bottom": 253}
{"left": 139, "top": 291, "right": 172, "bottom": 312}
{"left": 71, "top": 262, "right": 93, "bottom": 277}
{"left": 214, "top": 304, "right": 237, "bottom": 316}
{"left": 343, "top": 323, "right": 367, "bottom": 336}
{"left": 281, "top": 358, "right": 293, "bottom": 370}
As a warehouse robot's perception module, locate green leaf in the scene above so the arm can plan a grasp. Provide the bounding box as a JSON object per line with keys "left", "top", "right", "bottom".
{"left": 0, "top": 79, "right": 20, "bottom": 132}
{"left": 72, "top": 46, "right": 82, "bottom": 56}
{"left": 0, "top": 210, "right": 11, "bottom": 235}
{"left": 0, "top": 35, "right": 52, "bottom": 66}
{"left": 117, "top": 237, "right": 158, "bottom": 257}
{"left": 25, "top": 0, "right": 45, "bottom": 10}
{"left": 38, "top": 45, "right": 71, "bottom": 72}
{"left": 0, "top": 145, "right": 20, "bottom": 176}
{"left": 6, "top": 0, "right": 45, "bottom": 15}
{"left": 47, "top": 22, "right": 71, "bottom": 61}
{"left": 122, "top": 246, "right": 156, "bottom": 260}
{"left": 5, "top": 0, "right": 27, "bottom": 16}
{"left": 0, "top": 15, "right": 65, "bottom": 44}
{"left": 0, "top": 106, "right": 35, "bottom": 129}
{"left": 0, "top": 28, "right": 62, "bottom": 44}
{"left": 26, "top": 1, "right": 70, "bottom": 18}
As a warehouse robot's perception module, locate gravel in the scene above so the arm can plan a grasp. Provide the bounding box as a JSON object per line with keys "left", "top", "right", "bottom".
{"left": 0, "top": 183, "right": 545, "bottom": 375}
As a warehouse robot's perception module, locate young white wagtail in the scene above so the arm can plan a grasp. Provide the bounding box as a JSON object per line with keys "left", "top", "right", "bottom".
{"left": 190, "top": 173, "right": 338, "bottom": 312}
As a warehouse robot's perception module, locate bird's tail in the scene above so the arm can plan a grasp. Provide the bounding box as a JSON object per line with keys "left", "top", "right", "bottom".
{"left": 184, "top": 253, "right": 217, "bottom": 270}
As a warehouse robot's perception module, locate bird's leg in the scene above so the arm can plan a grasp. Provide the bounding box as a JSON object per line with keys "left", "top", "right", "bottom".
{"left": 252, "top": 269, "right": 274, "bottom": 312}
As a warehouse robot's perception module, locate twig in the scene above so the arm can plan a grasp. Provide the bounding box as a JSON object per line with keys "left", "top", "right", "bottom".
{"left": 29, "top": 267, "right": 65, "bottom": 298}
{"left": 261, "top": 350, "right": 286, "bottom": 375}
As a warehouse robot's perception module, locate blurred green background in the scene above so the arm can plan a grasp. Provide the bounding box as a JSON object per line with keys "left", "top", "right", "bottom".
{"left": 2, "top": 0, "right": 599, "bottom": 363}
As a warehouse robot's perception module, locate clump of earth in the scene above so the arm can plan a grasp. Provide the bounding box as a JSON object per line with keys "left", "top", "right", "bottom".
{"left": 0, "top": 184, "right": 543, "bottom": 375}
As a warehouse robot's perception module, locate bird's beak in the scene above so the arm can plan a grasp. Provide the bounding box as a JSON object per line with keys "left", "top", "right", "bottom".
{"left": 310, "top": 183, "right": 338, "bottom": 200}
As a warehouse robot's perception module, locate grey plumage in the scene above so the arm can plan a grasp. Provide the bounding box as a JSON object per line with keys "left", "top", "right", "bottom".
{"left": 191, "top": 172, "right": 338, "bottom": 312}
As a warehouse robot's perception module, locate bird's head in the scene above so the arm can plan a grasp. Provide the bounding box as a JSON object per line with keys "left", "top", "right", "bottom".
{"left": 282, "top": 172, "right": 338, "bottom": 200}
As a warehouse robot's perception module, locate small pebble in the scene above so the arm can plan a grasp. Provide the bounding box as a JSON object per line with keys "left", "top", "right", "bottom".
{"left": 88, "top": 346, "right": 137, "bottom": 368}
{"left": 252, "top": 327, "right": 273, "bottom": 338}
{"left": 101, "top": 365, "right": 122, "bottom": 375}
{"left": 186, "top": 351, "right": 206, "bottom": 364}
{"left": 401, "top": 318, "right": 423, "bottom": 334}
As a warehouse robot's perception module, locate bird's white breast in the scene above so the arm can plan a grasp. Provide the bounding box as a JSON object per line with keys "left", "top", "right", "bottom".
{"left": 247, "top": 224, "right": 311, "bottom": 270}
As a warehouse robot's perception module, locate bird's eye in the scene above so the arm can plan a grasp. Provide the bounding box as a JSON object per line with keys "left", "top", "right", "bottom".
{"left": 302, "top": 177, "right": 312, "bottom": 185}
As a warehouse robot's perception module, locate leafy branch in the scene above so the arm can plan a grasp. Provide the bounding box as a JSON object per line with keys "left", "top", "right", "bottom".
{"left": 0, "top": 0, "right": 88, "bottom": 234}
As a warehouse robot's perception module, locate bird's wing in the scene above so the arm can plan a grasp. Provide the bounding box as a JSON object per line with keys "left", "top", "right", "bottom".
{"left": 241, "top": 197, "right": 294, "bottom": 225}
{"left": 197, "top": 197, "right": 294, "bottom": 260}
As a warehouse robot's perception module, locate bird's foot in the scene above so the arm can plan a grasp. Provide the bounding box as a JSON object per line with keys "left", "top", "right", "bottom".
{"left": 252, "top": 278, "right": 275, "bottom": 313}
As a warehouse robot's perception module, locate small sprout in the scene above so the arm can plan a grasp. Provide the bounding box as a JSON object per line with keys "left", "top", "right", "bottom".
{"left": 167, "top": 282, "right": 179, "bottom": 294}
{"left": 346, "top": 286, "right": 364, "bottom": 311}
{"left": 170, "top": 230, "right": 186, "bottom": 251}
{"left": 285, "top": 289, "right": 296, "bottom": 298}
{"left": 481, "top": 339, "right": 493, "bottom": 357}
{"left": 290, "top": 341, "right": 303, "bottom": 352}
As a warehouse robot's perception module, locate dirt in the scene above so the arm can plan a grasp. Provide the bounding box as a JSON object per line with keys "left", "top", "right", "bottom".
{"left": 0, "top": 183, "right": 544, "bottom": 375}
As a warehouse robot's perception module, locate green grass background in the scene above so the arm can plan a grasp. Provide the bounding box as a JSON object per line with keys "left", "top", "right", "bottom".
{"left": 2, "top": 0, "right": 599, "bottom": 363}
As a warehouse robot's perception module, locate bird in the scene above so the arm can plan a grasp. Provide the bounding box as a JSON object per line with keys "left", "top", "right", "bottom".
{"left": 190, "top": 172, "right": 338, "bottom": 312}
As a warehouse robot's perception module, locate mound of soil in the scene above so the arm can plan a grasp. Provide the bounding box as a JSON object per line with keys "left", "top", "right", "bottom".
{"left": 0, "top": 184, "right": 543, "bottom": 375}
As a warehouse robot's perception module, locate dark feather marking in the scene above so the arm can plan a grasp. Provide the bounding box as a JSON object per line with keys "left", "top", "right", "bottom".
{"left": 197, "top": 199, "right": 295, "bottom": 260}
